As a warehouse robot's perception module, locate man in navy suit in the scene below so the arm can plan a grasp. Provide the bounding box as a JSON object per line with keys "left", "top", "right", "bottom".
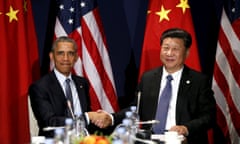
{"left": 29, "top": 36, "right": 110, "bottom": 137}
{"left": 97, "top": 28, "right": 216, "bottom": 144}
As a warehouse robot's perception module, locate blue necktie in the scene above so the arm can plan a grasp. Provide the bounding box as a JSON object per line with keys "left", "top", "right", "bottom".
{"left": 65, "top": 79, "right": 74, "bottom": 113}
{"left": 153, "top": 75, "right": 173, "bottom": 134}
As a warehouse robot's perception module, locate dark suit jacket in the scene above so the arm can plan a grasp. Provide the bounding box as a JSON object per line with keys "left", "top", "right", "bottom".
{"left": 113, "top": 65, "right": 216, "bottom": 144}
{"left": 29, "top": 71, "right": 94, "bottom": 137}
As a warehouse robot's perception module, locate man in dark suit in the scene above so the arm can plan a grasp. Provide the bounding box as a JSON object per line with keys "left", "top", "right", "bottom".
{"left": 29, "top": 36, "right": 109, "bottom": 137}
{"left": 96, "top": 28, "right": 216, "bottom": 144}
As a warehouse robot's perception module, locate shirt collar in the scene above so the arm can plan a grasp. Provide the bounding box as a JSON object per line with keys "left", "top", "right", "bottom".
{"left": 162, "top": 66, "right": 183, "bottom": 81}
{"left": 54, "top": 68, "right": 72, "bottom": 85}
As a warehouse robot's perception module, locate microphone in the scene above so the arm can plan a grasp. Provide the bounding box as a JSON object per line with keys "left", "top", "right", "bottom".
{"left": 43, "top": 126, "right": 65, "bottom": 131}
{"left": 136, "top": 91, "right": 141, "bottom": 114}
{"left": 67, "top": 100, "right": 75, "bottom": 120}
{"left": 136, "top": 120, "right": 160, "bottom": 125}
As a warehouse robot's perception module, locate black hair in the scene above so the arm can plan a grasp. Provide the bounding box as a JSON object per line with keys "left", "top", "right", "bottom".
{"left": 160, "top": 28, "right": 192, "bottom": 49}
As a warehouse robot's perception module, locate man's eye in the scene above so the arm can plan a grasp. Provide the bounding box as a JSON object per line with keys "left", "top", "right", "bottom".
{"left": 162, "top": 47, "right": 169, "bottom": 50}
{"left": 68, "top": 52, "right": 75, "bottom": 56}
{"left": 172, "top": 47, "right": 180, "bottom": 51}
{"left": 56, "top": 51, "right": 64, "bottom": 56}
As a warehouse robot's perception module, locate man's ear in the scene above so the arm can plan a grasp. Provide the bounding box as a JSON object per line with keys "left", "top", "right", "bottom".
{"left": 186, "top": 49, "right": 190, "bottom": 58}
{"left": 49, "top": 52, "right": 53, "bottom": 61}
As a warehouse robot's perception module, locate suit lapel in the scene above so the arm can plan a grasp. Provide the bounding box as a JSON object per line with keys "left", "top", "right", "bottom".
{"left": 49, "top": 71, "right": 68, "bottom": 112}
{"left": 175, "top": 67, "right": 192, "bottom": 123}
{"left": 151, "top": 67, "right": 163, "bottom": 119}
{"left": 72, "top": 76, "right": 88, "bottom": 113}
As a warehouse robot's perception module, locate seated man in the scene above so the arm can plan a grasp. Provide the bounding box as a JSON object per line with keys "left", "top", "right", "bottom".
{"left": 29, "top": 36, "right": 111, "bottom": 137}
{"left": 94, "top": 28, "right": 216, "bottom": 144}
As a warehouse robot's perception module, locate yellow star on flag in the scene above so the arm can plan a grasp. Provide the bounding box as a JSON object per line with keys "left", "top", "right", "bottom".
{"left": 147, "top": 10, "right": 151, "bottom": 14}
{"left": 155, "top": 5, "right": 171, "bottom": 22}
{"left": 24, "top": 0, "right": 28, "bottom": 12}
{"left": 176, "top": 0, "right": 190, "bottom": 14}
{"left": 6, "top": 6, "right": 19, "bottom": 23}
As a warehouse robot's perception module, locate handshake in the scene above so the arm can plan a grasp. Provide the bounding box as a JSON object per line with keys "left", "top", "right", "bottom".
{"left": 87, "top": 110, "right": 113, "bottom": 128}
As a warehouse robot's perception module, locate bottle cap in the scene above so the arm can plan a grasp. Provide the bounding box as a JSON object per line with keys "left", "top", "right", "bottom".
{"left": 44, "top": 138, "right": 54, "bottom": 144}
{"left": 122, "top": 118, "right": 133, "bottom": 126}
{"left": 116, "top": 127, "right": 126, "bottom": 134}
{"left": 112, "top": 139, "right": 124, "bottom": 144}
{"left": 54, "top": 128, "right": 64, "bottom": 135}
{"left": 65, "top": 118, "right": 73, "bottom": 125}
{"left": 130, "top": 106, "right": 137, "bottom": 111}
{"left": 125, "top": 111, "right": 133, "bottom": 118}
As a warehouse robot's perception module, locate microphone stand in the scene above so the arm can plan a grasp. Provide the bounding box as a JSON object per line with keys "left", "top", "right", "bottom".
{"left": 67, "top": 100, "right": 75, "bottom": 120}
{"left": 136, "top": 91, "right": 141, "bottom": 114}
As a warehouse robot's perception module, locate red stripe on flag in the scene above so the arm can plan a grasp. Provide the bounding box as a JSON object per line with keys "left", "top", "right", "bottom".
{"left": 216, "top": 106, "right": 232, "bottom": 143}
{"left": 218, "top": 27, "right": 240, "bottom": 85}
{"left": 92, "top": 8, "right": 108, "bottom": 47}
{"left": 214, "top": 63, "right": 240, "bottom": 135}
{"left": 232, "top": 19, "right": 240, "bottom": 39}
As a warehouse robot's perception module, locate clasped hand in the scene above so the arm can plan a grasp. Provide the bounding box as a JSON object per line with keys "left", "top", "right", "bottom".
{"left": 88, "top": 110, "right": 112, "bottom": 128}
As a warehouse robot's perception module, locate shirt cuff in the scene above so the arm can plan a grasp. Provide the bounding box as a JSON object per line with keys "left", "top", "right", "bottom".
{"left": 109, "top": 113, "right": 114, "bottom": 126}
{"left": 84, "top": 112, "right": 90, "bottom": 125}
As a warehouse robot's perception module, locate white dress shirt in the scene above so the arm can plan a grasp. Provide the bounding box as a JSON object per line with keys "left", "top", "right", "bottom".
{"left": 54, "top": 68, "right": 82, "bottom": 115}
{"left": 159, "top": 67, "right": 183, "bottom": 130}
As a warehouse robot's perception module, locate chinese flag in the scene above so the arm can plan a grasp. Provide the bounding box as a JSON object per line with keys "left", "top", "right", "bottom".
{"left": 0, "top": 0, "right": 40, "bottom": 143}
{"left": 139, "top": 0, "right": 201, "bottom": 79}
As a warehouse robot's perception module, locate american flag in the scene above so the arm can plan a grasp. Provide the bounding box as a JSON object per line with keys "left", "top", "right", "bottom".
{"left": 54, "top": 0, "right": 119, "bottom": 113}
{"left": 212, "top": 0, "right": 240, "bottom": 143}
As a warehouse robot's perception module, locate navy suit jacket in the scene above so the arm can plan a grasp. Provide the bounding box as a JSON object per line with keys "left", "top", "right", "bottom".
{"left": 29, "top": 71, "right": 91, "bottom": 137}
{"left": 113, "top": 65, "right": 216, "bottom": 144}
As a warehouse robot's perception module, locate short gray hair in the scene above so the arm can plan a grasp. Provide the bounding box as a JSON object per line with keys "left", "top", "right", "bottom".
{"left": 52, "top": 36, "right": 78, "bottom": 52}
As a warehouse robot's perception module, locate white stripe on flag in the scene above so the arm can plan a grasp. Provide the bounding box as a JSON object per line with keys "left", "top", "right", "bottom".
{"left": 54, "top": 18, "right": 67, "bottom": 37}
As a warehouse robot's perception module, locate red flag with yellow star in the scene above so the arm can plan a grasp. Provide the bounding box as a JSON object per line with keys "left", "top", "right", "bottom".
{"left": 139, "top": 0, "right": 201, "bottom": 79}
{"left": 0, "top": 0, "right": 39, "bottom": 143}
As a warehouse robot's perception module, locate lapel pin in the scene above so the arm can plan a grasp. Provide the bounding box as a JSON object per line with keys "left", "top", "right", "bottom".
{"left": 186, "top": 80, "right": 190, "bottom": 84}
{"left": 80, "top": 85, "right": 83, "bottom": 88}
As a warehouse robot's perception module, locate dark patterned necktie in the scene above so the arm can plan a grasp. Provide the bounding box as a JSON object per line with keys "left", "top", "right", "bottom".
{"left": 153, "top": 75, "right": 173, "bottom": 134}
{"left": 65, "top": 79, "right": 74, "bottom": 113}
